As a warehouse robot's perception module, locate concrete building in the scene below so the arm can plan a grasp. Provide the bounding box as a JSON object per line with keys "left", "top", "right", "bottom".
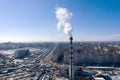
{"left": 14, "top": 49, "right": 30, "bottom": 59}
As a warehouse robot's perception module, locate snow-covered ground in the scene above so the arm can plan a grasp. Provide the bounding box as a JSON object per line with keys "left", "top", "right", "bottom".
{"left": 111, "top": 76, "right": 120, "bottom": 80}
{"left": 0, "top": 50, "right": 15, "bottom": 55}
{"left": 0, "top": 48, "right": 42, "bottom": 55}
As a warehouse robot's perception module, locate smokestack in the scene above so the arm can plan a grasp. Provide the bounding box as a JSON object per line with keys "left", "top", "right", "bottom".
{"left": 69, "top": 36, "right": 74, "bottom": 80}
{"left": 55, "top": 7, "right": 74, "bottom": 80}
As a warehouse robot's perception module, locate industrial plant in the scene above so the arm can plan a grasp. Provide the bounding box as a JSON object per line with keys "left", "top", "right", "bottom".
{"left": 0, "top": 1, "right": 120, "bottom": 80}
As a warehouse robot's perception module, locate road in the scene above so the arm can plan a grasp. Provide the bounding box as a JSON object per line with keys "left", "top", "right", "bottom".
{"left": 40, "top": 43, "right": 59, "bottom": 64}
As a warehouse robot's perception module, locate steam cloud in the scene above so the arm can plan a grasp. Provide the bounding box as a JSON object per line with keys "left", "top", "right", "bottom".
{"left": 55, "top": 7, "right": 73, "bottom": 36}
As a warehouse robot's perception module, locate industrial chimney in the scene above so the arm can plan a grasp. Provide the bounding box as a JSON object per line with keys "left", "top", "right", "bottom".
{"left": 69, "top": 36, "right": 74, "bottom": 80}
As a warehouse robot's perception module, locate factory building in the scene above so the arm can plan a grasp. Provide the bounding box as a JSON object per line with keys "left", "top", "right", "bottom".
{"left": 14, "top": 49, "right": 30, "bottom": 59}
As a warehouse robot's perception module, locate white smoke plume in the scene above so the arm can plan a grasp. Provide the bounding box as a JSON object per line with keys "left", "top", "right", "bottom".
{"left": 55, "top": 7, "right": 73, "bottom": 36}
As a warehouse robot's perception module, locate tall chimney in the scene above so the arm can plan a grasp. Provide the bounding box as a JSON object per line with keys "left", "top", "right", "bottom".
{"left": 69, "top": 36, "right": 74, "bottom": 80}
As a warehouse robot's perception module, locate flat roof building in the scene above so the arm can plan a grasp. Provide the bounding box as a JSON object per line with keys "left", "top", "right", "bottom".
{"left": 14, "top": 49, "right": 30, "bottom": 59}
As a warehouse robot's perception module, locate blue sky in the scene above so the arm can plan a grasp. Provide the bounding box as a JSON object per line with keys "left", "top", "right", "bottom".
{"left": 0, "top": 0, "right": 120, "bottom": 42}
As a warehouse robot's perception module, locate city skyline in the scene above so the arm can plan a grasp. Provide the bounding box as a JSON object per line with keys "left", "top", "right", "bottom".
{"left": 0, "top": 0, "right": 120, "bottom": 42}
